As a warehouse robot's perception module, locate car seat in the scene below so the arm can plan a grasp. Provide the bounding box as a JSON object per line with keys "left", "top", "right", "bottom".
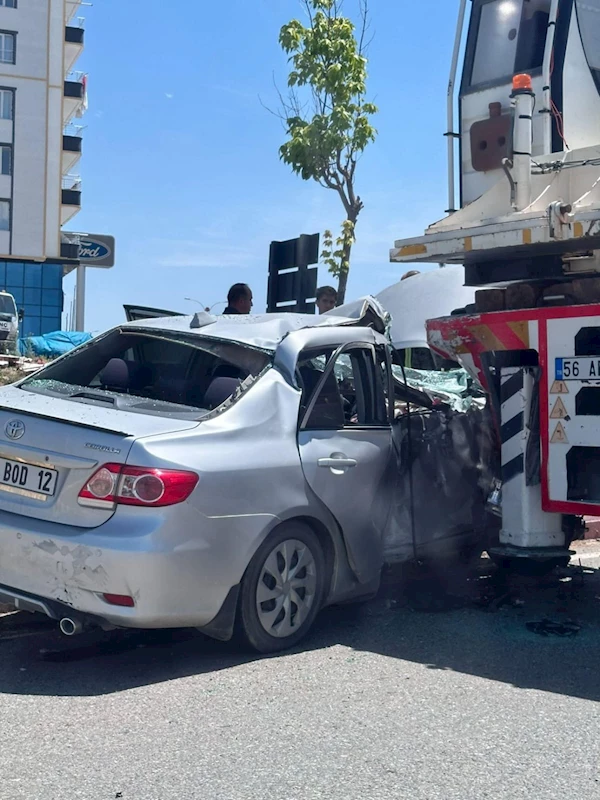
{"left": 203, "top": 376, "right": 241, "bottom": 410}
{"left": 99, "top": 358, "right": 152, "bottom": 394}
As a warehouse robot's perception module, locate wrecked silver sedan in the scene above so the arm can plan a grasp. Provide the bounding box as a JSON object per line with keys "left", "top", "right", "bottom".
{"left": 0, "top": 306, "right": 494, "bottom": 652}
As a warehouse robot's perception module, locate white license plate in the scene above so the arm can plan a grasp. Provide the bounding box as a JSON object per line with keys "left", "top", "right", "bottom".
{"left": 0, "top": 322, "right": 10, "bottom": 331}
{"left": 0, "top": 459, "right": 58, "bottom": 496}
{"left": 556, "top": 357, "right": 600, "bottom": 381}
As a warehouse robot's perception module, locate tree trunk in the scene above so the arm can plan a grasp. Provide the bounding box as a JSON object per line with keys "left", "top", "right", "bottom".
{"left": 336, "top": 207, "right": 360, "bottom": 305}
{"left": 337, "top": 243, "right": 351, "bottom": 305}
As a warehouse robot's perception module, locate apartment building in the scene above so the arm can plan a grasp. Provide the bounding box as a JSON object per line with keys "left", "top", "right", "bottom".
{"left": 0, "top": 0, "right": 85, "bottom": 337}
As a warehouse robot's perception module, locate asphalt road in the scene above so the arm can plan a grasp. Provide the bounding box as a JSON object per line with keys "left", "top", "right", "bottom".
{"left": 1, "top": 558, "right": 600, "bottom": 800}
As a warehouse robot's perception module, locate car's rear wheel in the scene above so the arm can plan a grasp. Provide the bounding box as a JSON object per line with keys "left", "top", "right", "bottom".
{"left": 238, "top": 522, "right": 327, "bottom": 654}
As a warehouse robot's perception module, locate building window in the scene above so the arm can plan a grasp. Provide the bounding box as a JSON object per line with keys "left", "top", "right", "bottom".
{"left": 0, "top": 200, "right": 10, "bottom": 231}
{"left": 0, "top": 145, "right": 11, "bottom": 176}
{"left": 0, "top": 1, "right": 17, "bottom": 7}
{"left": 1, "top": 263, "right": 63, "bottom": 338}
{"left": 0, "top": 33, "right": 15, "bottom": 65}
{"left": 0, "top": 90, "right": 12, "bottom": 120}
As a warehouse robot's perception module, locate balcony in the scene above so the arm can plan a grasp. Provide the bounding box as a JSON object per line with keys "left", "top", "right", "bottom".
{"left": 60, "top": 232, "right": 81, "bottom": 261}
{"left": 60, "top": 242, "right": 80, "bottom": 261}
{"left": 61, "top": 175, "right": 81, "bottom": 225}
{"left": 64, "top": 19, "right": 85, "bottom": 73}
{"left": 63, "top": 72, "right": 86, "bottom": 123}
{"left": 62, "top": 124, "right": 83, "bottom": 174}
{"left": 65, "top": 0, "right": 83, "bottom": 25}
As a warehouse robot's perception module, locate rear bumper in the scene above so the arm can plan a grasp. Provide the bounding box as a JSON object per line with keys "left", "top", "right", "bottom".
{"left": 0, "top": 505, "right": 276, "bottom": 629}
{"left": 0, "top": 583, "right": 114, "bottom": 629}
{"left": 0, "top": 584, "right": 63, "bottom": 618}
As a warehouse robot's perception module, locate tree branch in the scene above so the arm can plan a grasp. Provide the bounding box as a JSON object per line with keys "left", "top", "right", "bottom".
{"left": 302, "top": 0, "right": 315, "bottom": 28}
{"left": 345, "top": 173, "right": 357, "bottom": 209}
{"left": 357, "top": 0, "right": 374, "bottom": 56}
{"left": 336, "top": 150, "right": 350, "bottom": 181}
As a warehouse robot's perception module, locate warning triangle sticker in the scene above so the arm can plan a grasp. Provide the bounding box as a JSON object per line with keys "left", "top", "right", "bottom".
{"left": 550, "top": 422, "right": 569, "bottom": 444}
{"left": 550, "top": 397, "right": 569, "bottom": 420}
{"left": 550, "top": 380, "right": 569, "bottom": 394}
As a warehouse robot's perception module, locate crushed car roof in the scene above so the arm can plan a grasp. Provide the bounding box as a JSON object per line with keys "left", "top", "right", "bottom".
{"left": 122, "top": 302, "right": 386, "bottom": 352}
{"left": 327, "top": 266, "right": 476, "bottom": 350}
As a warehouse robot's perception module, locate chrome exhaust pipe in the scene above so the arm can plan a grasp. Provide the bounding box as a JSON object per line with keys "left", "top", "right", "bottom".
{"left": 59, "top": 617, "right": 83, "bottom": 637}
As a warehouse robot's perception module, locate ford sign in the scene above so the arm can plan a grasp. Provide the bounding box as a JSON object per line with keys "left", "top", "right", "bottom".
{"left": 75, "top": 233, "right": 115, "bottom": 267}
{"left": 80, "top": 240, "right": 110, "bottom": 260}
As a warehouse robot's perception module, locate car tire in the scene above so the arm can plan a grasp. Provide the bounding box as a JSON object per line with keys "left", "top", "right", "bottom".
{"left": 238, "top": 522, "right": 327, "bottom": 654}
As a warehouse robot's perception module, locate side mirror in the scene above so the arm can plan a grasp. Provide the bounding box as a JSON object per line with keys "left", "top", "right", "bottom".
{"left": 18, "top": 309, "right": 24, "bottom": 322}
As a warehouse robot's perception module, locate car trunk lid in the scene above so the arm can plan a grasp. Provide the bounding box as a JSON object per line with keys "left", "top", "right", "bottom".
{"left": 0, "top": 385, "right": 200, "bottom": 528}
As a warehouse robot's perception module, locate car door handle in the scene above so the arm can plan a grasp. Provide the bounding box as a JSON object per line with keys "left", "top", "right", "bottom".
{"left": 318, "top": 455, "right": 358, "bottom": 469}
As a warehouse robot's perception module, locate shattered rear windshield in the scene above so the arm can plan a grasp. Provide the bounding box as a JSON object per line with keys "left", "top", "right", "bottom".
{"left": 20, "top": 328, "right": 272, "bottom": 418}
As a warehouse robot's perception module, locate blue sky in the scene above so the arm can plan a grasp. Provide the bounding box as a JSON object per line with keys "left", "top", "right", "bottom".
{"left": 65, "top": 0, "right": 460, "bottom": 331}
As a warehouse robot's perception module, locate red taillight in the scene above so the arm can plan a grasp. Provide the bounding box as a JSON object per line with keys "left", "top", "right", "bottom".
{"left": 103, "top": 593, "right": 135, "bottom": 607}
{"left": 78, "top": 463, "right": 198, "bottom": 509}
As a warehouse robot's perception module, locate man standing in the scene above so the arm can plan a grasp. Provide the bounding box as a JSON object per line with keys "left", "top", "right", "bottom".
{"left": 224, "top": 284, "right": 253, "bottom": 315}
{"left": 316, "top": 286, "right": 338, "bottom": 314}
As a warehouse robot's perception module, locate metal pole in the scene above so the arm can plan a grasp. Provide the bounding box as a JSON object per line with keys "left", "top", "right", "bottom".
{"left": 445, "top": 0, "right": 467, "bottom": 213}
{"left": 267, "top": 242, "right": 277, "bottom": 313}
{"left": 541, "top": 0, "right": 560, "bottom": 155}
{"left": 512, "top": 77, "right": 535, "bottom": 211}
{"left": 74, "top": 263, "right": 86, "bottom": 330}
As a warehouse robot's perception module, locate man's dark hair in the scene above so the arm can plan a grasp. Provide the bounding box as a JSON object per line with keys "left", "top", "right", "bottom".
{"left": 316, "top": 285, "right": 338, "bottom": 301}
{"left": 227, "top": 283, "right": 251, "bottom": 306}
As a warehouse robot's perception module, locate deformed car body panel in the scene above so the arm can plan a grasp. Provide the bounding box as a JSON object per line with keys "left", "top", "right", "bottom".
{"left": 383, "top": 405, "right": 498, "bottom": 563}
{"left": 299, "top": 428, "right": 393, "bottom": 583}
{"left": 0, "top": 367, "right": 366, "bottom": 629}
{"left": 125, "top": 299, "right": 388, "bottom": 353}
{"left": 0, "top": 305, "right": 492, "bottom": 640}
{"left": 274, "top": 325, "right": 387, "bottom": 387}
{"left": 328, "top": 266, "right": 476, "bottom": 350}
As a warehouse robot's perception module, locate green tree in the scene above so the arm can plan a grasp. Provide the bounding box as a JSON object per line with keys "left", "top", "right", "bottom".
{"left": 278, "top": 0, "right": 377, "bottom": 304}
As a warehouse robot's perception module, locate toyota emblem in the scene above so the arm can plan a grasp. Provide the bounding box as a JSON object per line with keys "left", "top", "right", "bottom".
{"left": 5, "top": 420, "right": 25, "bottom": 440}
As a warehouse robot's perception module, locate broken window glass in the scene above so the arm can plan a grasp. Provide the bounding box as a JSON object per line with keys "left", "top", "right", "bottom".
{"left": 21, "top": 329, "right": 272, "bottom": 418}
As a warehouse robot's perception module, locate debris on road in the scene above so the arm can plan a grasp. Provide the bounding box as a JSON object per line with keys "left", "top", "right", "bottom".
{"left": 0, "top": 355, "right": 46, "bottom": 386}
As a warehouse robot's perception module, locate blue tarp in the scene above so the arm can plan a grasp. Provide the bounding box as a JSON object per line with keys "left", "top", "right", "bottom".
{"left": 18, "top": 331, "right": 92, "bottom": 358}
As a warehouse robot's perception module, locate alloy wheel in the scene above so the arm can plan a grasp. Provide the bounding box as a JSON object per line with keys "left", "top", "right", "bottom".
{"left": 256, "top": 538, "right": 318, "bottom": 638}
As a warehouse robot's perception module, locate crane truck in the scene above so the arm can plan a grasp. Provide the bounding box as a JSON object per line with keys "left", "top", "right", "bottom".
{"left": 391, "top": 0, "right": 600, "bottom": 571}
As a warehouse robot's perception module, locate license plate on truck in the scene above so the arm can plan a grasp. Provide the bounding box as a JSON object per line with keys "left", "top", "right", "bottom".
{"left": 556, "top": 357, "right": 600, "bottom": 381}
{"left": 0, "top": 459, "right": 58, "bottom": 496}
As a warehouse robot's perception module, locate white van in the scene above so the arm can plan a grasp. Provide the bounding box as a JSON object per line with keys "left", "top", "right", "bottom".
{"left": 0, "top": 291, "right": 21, "bottom": 355}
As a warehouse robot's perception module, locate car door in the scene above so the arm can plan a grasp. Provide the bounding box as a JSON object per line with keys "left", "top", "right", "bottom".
{"left": 297, "top": 343, "right": 394, "bottom": 584}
